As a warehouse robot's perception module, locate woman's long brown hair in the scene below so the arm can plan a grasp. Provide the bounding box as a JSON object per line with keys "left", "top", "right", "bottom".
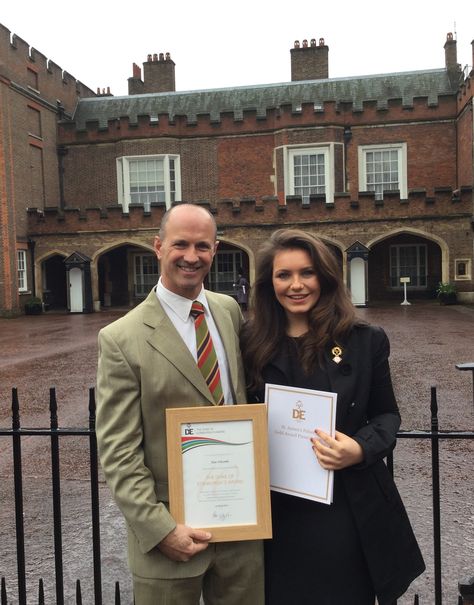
{"left": 241, "top": 229, "right": 358, "bottom": 391}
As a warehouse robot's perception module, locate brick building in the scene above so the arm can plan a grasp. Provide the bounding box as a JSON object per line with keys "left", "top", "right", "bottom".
{"left": 1, "top": 28, "right": 473, "bottom": 314}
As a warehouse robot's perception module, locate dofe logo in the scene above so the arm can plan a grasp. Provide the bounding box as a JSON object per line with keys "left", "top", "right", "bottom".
{"left": 292, "top": 401, "right": 306, "bottom": 420}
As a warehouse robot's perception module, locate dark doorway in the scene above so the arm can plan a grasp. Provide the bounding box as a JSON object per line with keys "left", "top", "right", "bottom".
{"left": 42, "top": 255, "right": 67, "bottom": 309}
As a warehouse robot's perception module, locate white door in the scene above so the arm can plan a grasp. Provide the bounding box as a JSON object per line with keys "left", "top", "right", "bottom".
{"left": 350, "top": 257, "right": 366, "bottom": 306}
{"left": 69, "top": 267, "right": 83, "bottom": 313}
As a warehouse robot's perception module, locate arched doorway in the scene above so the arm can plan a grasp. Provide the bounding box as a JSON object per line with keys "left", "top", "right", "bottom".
{"left": 368, "top": 232, "right": 443, "bottom": 302}
{"left": 42, "top": 254, "right": 67, "bottom": 310}
{"left": 207, "top": 242, "right": 250, "bottom": 298}
{"left": 97, "top": 244, "right": 158, "bottom": 308}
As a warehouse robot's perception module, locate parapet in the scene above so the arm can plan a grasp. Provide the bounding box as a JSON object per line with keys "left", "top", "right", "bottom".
{"left": 26, "top": 187, "right": 473, "bottom": 235}
{"left": 0, "top": 22, "right": 95, "bottom": 110}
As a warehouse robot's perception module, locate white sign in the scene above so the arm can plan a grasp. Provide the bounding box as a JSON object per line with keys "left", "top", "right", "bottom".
{"left": 265, "top": 383, "right": 337, "bottom": 505}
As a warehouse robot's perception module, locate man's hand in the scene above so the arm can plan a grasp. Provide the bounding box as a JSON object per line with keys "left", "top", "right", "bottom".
{"left": 158, "top": 524, "right": 212, "bottom": 562}
{"left": 311, "top": 430, "right": 364, "bottom": 470}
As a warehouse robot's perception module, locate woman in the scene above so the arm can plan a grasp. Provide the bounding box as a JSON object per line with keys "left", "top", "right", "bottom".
{"left": 241, "top": 229, "right": 425, "bottom": 605}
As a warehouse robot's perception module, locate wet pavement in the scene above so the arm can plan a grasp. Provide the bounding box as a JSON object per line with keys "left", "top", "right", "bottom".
{"left": 0, "top": 302, "right": 473, "bottom": 604}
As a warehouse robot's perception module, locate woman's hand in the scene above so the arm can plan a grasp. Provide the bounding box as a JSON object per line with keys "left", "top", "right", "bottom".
{"left": 311, "top": 429, "right": 364, "bottom": 470}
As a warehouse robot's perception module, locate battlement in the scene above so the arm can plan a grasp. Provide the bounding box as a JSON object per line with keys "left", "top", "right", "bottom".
{"left": 26, "top": 187, "right": 473, "bottom": 235}
{"left": 0, "top": 22, "right": 96, "bottom": 112}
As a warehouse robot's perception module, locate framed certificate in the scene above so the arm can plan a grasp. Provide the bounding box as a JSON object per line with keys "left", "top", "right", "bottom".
{"left": 166, "top": 404, "right": 272, "bottom": 542}
{"left": 265, "top": 383, "right": 337, "bottom": 505}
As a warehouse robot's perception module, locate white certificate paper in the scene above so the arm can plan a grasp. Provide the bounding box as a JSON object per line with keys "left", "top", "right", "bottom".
{"left": 265, "top": 383, "right": 337, "bottom": 505}
{"left": 181, "top": 419, "right": 257, "bottom": 527}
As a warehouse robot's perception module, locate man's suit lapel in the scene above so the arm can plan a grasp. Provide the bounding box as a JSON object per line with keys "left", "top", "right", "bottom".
{"left": 142, "top": 290, "right": 215, "bottom": 405}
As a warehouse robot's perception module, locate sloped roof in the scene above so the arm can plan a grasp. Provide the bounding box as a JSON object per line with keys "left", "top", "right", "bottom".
{"left": 72, "top": 68, "right": 457, "bottom": 130}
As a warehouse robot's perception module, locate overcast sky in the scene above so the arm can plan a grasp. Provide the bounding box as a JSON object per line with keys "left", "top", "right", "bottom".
{"left": 2, "top": 1, "right": 474, "bottom": 97}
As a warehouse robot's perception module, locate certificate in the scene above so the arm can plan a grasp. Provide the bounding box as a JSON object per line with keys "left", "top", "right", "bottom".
{"left": 265, "top": 383, "right": 337, "bottom": 505}
{"left": 166, "top": 404, "right": 272, "bottom": 542}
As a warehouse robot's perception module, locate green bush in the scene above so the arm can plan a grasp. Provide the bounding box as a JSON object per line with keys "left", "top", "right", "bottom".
{"left": 24, "top": 296, "right": 43, "bottom": 315}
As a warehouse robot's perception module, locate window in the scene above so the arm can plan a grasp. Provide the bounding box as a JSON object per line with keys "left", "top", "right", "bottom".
{"left": 27, "top": 67, "right": 39, "bottom": 92}
{"left": 359, "top": 143, "right": 407, "bottom": 200}
{"left": 17, "top": 250, "right": 28, "bottom": 292}
{"left": 134, "top": 254, "right": 159, "bottom": 297}
{"left": 286, "top": 146, "right": 333, "bottom": 203}
{"left": 455, "top": 259, "right": 471, "bottom": 280}
{"left": 390, "top": 244, "right": 427, "bottom": 288}
{"left": 28, "top": 106, "right": 42, "bottom": 138}
{"left": 208, "top": 250, "right": 243, "bottom": 294}
{"left": 117, "top": 155, "right": 181, "bottom": 212}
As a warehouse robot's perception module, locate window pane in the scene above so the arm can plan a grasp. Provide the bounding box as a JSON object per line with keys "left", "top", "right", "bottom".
{"left": 390, "top": 244, "right": 427, "bottom": 289}
{"left": 365, "top": 148, "right": 400, "bottom": 199}
{"left": 134, "top": 254, "right": 159, "bottom": 296}
{"left": 293, "top": 152, "right": 326, "bottom": 202}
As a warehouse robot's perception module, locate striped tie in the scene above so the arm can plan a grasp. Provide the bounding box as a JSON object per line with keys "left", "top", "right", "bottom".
{"left": 190, "top": 301, "right": 225, "bottom": 405}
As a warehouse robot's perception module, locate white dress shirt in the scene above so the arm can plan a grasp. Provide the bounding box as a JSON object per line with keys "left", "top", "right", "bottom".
{"left": 156, "top": 279, "right": 234, "bottom": 404}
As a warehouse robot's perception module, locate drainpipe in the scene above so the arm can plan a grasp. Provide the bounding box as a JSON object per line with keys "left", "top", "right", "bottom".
{"left": 28, "top": 239, "right": 36, "bottom": 296}
{"left": 57, "top": 146, "right": 67, "bottom": 210}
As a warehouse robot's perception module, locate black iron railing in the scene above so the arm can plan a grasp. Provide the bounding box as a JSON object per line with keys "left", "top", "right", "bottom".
{"left": 0, "top": 386, "right": 473, "bottom": 604}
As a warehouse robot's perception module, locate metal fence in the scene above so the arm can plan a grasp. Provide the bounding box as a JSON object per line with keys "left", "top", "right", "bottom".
{"left": 1, "top": 386, "right": 473, "bottom": 605}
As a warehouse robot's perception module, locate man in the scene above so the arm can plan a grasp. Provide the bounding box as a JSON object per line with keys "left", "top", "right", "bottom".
{"left": 96, "top": 203, "right": 264, "bottom": 605}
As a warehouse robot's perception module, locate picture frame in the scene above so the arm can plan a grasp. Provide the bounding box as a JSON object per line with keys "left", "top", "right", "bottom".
{"left": 166, "top": 403, "right": 272, "bottom": 542}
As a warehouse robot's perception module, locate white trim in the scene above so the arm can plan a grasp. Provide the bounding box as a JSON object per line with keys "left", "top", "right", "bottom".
{"left": 284, "top": 144, "right": 334, "bottom": 204}
{"left": 358, "top": 143, "right": 407, "bottom": 200}
{"left": 17, "top": 250, "right": 28, "bottom": 292}
{"left": 116, "top": 154, "right": 181, "bottom": 212}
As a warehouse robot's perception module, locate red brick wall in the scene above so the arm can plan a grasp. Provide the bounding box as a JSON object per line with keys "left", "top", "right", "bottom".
{"left": 457, "top": 100, "right": 473, "bottom": 187}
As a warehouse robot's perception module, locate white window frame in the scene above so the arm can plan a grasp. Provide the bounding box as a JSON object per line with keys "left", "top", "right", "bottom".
{"left": 17, "top": 250, "right": 28, "bottom": 292}
{"left": 389, "top": 243, "right": 427, "bottom": 289}
{"left": 455, "top": 258, "right": 471, "bottom": 281}
{"left": 132, "top": 253, "right": 159, "bottom": 297}
{"left": 358, "top": 143, "right": 407, "bottom": 200}
{"left": 284, "top": 145, "right": 334, "bottom": 204}
{"left": 117, "top": 154, "right": 181, "bottom": 212}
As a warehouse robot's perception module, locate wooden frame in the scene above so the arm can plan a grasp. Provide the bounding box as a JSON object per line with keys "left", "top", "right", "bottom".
{"left": 166, "top": 404, "right": 272, "bottom": 542}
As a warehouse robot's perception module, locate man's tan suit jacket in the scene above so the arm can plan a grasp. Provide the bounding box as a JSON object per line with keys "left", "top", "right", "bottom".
{"left": 96, "top": 288, "right": 247, "bottom": 579}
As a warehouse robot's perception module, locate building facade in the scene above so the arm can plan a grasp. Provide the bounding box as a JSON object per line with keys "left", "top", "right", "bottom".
{"left": 1, "top": 29, "right": 473, "bottom": 314}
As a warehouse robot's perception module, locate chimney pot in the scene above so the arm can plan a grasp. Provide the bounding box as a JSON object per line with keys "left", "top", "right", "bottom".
{"left": 132, "top": 62, "right": 142, "bottom": 79}
{"left": 141, "top": 51, "right": 176, "bottom": 93}
{"left": 291, "top": 37, "right": 329, "bottom": 81}
{"left": 444, "top": 32, "right": 459, "bottom": 72}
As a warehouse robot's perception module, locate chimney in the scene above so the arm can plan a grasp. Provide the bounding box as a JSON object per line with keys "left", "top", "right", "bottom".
{"left": 444, "top": 32, "right": 458, "bottom": 71}
{"left": 471, "top": 39, "right": 474, "bottom": 76}
{"left": 142, "top": 52, "right": 176, "bottom": 93}
{"left": 128, "top": 63, "right": 144, "bottom": 95}
{"left": 291, "top": 38, "right": 329, "bottom": 81}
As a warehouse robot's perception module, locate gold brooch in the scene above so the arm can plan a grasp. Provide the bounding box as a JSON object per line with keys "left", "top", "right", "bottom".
{"left": 331, "top": 346, "right": 343, "bottom": 364}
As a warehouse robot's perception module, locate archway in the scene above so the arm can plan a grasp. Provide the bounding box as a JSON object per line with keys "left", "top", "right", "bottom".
{"left": 41, "top": 254, "right": 67, "bottom": 309}
{"left": 97, "top": 243, "right": 158, "bottom": 308}
{"left": 368, "top": 232, "right": 443, "bottom": 301}
{"left": 207, "top": 241, "right": 250, "bottom": 298}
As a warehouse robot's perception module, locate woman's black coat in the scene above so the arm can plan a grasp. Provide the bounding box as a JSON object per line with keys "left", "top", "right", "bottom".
{"left": 256, "top": 324, "right": 425, "bottom": 605}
